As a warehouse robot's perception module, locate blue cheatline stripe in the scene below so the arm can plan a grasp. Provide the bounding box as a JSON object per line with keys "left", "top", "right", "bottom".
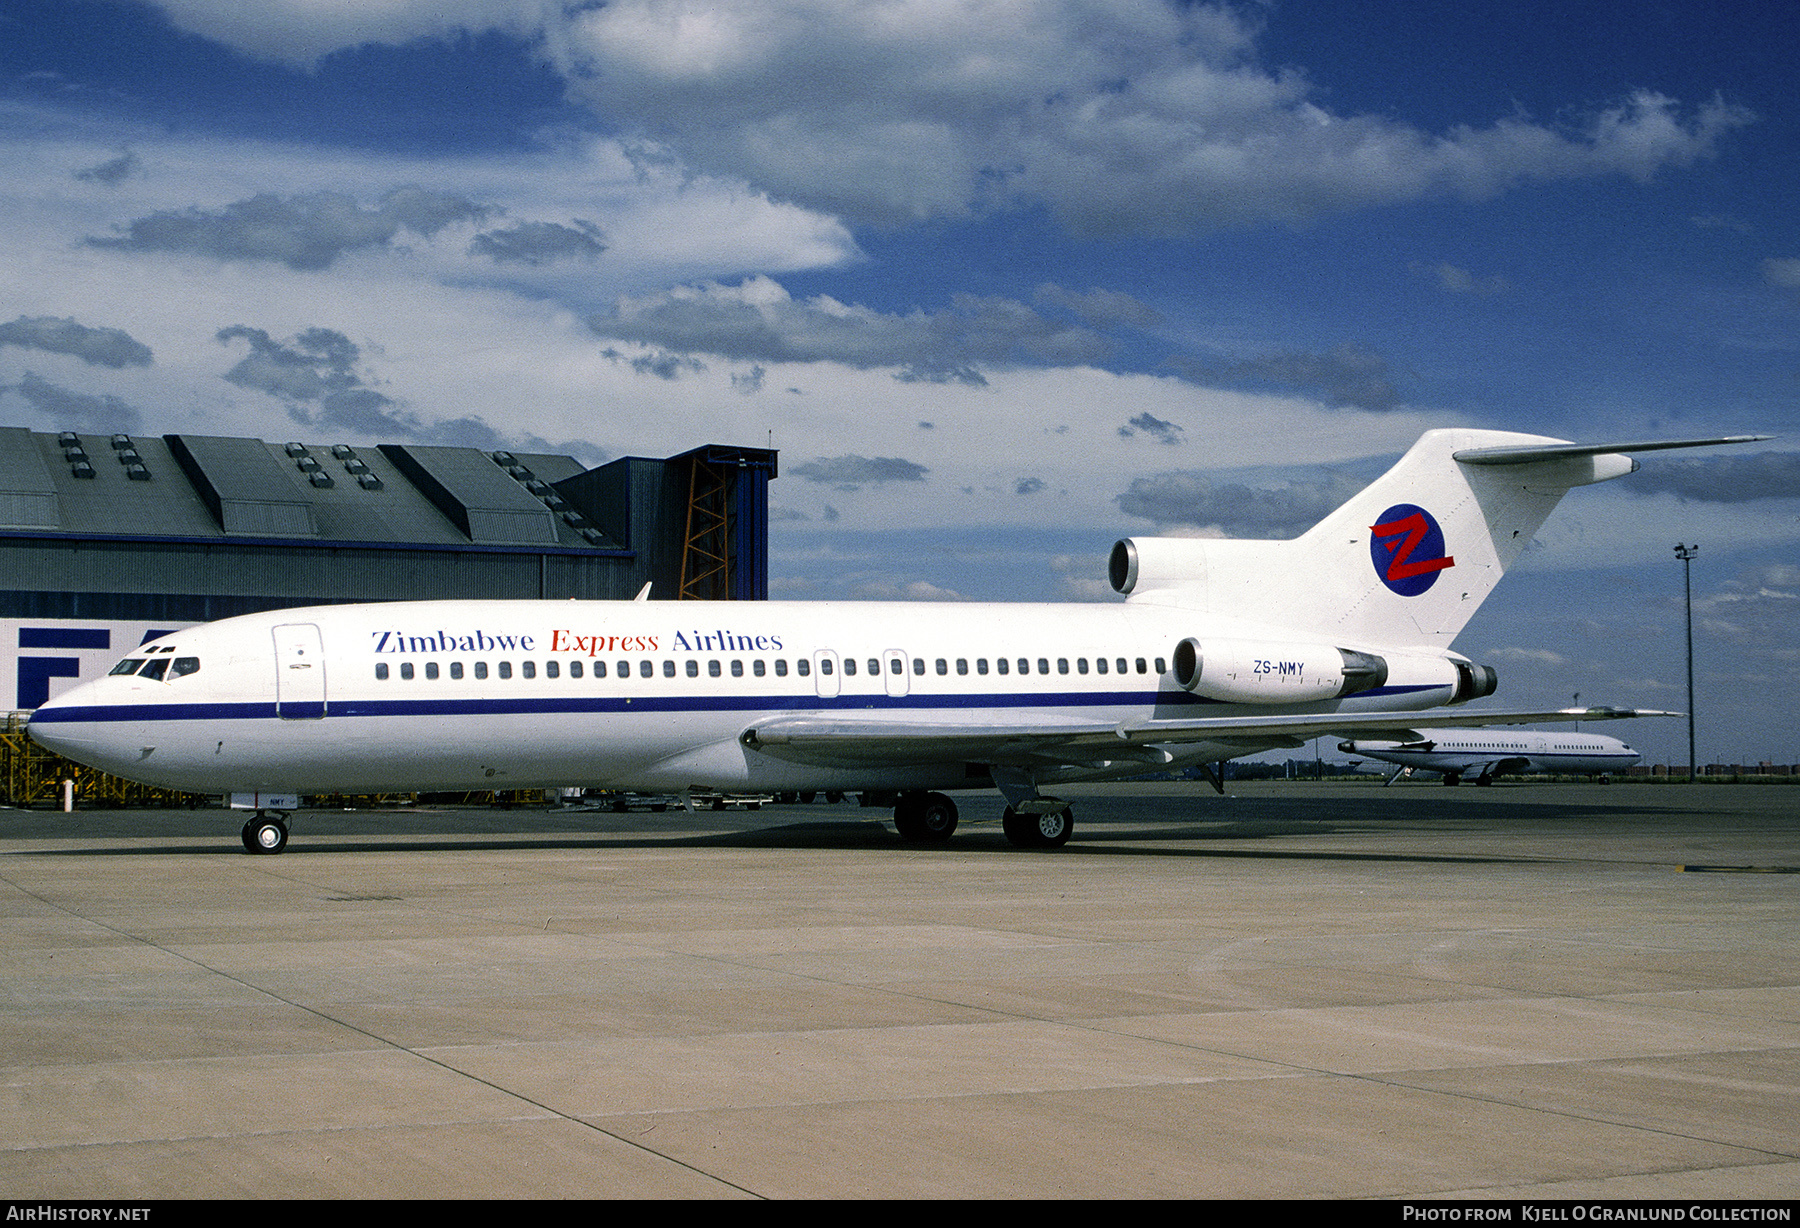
{"left": 27, "top": 683, "right": 1446, "bottom": 725}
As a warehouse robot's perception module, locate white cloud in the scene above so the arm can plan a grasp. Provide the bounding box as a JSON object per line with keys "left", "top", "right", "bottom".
{"left": 590, "top": 274, "right": 1118, "bottom": 380}
{"left": 143, "top": 0, "right": 543, "bottom": 66}
{"left": 849, "top": 578, "right": 965, "bottom": 601}
{"left": 140, "top": 1, "right": 1753, "bottom": 235}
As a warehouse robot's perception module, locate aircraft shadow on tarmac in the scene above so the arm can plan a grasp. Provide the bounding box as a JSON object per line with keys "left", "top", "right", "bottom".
{"left": 7, "top": 793, "right": 1659, "bottom": 864}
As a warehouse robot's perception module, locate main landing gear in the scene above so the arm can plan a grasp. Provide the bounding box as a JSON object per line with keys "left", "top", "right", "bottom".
{"left": 241, "top": 811, "right": 289, "bottom": 854}
{"left": 1001, "top": 805, "right": 1073, "bottom": 849}
{"left": 889, "top": 790, "right": 1075, "bottom": 849}
{"left": 893, "top": 791, "right": 959, "bottom": 842}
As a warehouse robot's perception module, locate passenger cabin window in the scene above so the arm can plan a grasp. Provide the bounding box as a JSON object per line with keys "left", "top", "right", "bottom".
{"left": 687, "top": 660, "right": 700, "bottom": 677}
{"left": 708, "top": 660, "right": 721, "bottom": 677}
{"left": 775, "top": 659, "right": 788, "bottom": 677}
{"left": 498, "top": 662, "right": 512, "bottom": 679}
{"left": 545, "top": 660, "right": 559, "bottom": 679}
{"left": 639, "top": 660, "right": 653, "bottom": 678}
{"left": 375, "top": 663, "right": 389, "bottom": 680}
{"left": 663, "top": 661, "right": 676, "bottom": 677}
{"left": 570, "top": 661, "right": 582, "bottom": 679}
{"left": 843, "top": 658, "right": 857, "bottom": 676}
{"left": 753, "top": 660, "right": 766, "bottom": 677}
{"left": 797, "top": 659, "right": 810, "bottom": 676}
{"left": 400, "top": 662, "right": 414, "bottom": 680}
{"left": 521, "top": 661, "right": 536, "bottom": 679}
{"left": 731, "top": 660, "right": 744, "bottom": 677}
{"left": 450, "top": 662, "right": 464, "bottom": 680}
{"left": 425, "top": 662, "right": 439, "bottom": 680}
{"left": 475, "top": 662, "right": 488, "bottom": 679}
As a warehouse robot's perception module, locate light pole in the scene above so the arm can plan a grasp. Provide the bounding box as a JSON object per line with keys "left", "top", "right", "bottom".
{"left": 1674, "top": 543, "right": 1699, "bottom": 782}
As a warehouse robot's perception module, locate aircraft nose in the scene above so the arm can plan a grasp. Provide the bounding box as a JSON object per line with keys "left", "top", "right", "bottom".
{"left": 25, "top": 682, "right": 109, "bottom": 761}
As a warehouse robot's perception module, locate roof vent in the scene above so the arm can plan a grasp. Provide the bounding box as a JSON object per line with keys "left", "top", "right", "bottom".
{"left": 284, "top": 442, "right": 308, "bottom": 457}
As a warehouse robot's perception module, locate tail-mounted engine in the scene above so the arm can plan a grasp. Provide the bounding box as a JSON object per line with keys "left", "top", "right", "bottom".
{"left": 1451, "top": 660, "right": 1499, "bottom": 704}
{"left": 1170, "top": 638, "right": 1499, "bottom": 707}
{"left": 1171, "top": 637, "right": 1389, "bottom": 704}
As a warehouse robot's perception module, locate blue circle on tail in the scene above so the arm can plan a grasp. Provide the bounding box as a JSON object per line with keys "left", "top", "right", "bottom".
{"left": 1369, "top": 503, "right": 1455, "bottom": 597}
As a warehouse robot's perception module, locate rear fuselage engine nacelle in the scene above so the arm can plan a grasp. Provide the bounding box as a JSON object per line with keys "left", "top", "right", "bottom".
{"left": 1172, "top": 637, "right": 1388, "bottom": 704}
{"left": 1170, "top": 638, "right": 1498, "bottom": 707}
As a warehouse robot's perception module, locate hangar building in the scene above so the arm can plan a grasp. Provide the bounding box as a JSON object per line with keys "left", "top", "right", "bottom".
{"left": 0, "top": 427, "right": 776, "bottom": 711}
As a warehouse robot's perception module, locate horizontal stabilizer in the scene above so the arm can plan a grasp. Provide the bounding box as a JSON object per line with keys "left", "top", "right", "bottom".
{"left": 1453, "top": 436, "right": 1770, "bottom": 465}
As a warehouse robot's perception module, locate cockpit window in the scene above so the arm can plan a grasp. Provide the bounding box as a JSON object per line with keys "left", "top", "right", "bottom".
{"left": 109, "top": 659, "right": 145, "bottom": 676}
{"left": 170, "top": 657, "right": 200, "bottom": 678}
{"left": 138, "top": 658, "right": 170, "bottom": 682}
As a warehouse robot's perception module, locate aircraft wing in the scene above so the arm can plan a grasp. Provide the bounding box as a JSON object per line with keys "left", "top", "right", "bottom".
{"left": 740, "top": 706, "right": 1674, "bottom": 770}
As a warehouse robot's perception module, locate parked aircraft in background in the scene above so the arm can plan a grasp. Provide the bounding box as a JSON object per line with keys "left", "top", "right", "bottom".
{"left": 1339, "top": 728, "right": 1642, "bottom": 785}
{"left": 29, "top": 428, "right": 1755, "bottom": 853}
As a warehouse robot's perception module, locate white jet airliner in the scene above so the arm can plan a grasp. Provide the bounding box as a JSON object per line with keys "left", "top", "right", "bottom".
{"left": 1338, "top": 729, "right": 1641, "bottom": 785}
{"left": 28, "top": 428, "right": 1753, "bottom": 854}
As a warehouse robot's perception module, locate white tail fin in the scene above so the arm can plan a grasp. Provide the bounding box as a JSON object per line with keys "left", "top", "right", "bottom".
{"left": 1111, "top": 428, "right": 1765, "bottom": 648}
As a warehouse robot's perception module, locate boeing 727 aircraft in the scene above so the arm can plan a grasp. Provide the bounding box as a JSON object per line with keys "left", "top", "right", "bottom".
{"left": 28, "top": 428, "right": 1755, "bottom": 853}
{"left": 1339, "top": 729, "right": 1641, "bottom": 785}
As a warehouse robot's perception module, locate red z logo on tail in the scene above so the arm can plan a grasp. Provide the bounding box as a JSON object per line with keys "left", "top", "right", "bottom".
{"left": 1370, "top": 505, "right": 1454, "bottom": 596}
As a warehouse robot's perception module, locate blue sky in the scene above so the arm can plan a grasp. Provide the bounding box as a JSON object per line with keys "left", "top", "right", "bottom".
{"left": 2, "top": 0, "right": 1796, "bottom": 765}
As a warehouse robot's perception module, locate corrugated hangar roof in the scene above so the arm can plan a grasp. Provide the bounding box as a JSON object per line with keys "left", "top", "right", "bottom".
{"left": 0, "top": 427, "right": 626, "bottom": 551}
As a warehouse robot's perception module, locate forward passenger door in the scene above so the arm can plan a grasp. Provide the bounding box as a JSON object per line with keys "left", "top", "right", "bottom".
{"left": 273, "top": 623, "right": 327, "bottom": 720}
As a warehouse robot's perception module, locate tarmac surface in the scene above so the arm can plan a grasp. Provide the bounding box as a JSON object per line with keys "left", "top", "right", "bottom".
{"left": 1, "top": 781, "right": 1795, "bottom": 1200}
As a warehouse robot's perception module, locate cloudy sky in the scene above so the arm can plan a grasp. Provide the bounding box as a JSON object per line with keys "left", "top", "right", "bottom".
{"left": 3, "top": 0, "right": 1796, "bottom": 765}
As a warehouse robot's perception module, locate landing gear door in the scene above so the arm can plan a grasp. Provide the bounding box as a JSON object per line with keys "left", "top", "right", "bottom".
{"left": 273, "top": 623, "right": 327, "bottom": 720}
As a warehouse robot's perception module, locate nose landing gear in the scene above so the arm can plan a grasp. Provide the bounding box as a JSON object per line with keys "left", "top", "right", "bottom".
{"left": 241, "top": 811, "right": 289, "bottom": 854}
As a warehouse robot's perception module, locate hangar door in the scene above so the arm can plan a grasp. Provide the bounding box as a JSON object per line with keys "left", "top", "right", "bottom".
{"left": 273, "top": 623, "right": 327, "bottom": 720}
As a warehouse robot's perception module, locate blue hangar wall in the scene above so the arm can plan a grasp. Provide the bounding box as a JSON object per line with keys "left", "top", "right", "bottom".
{"left": 0, "top": 428, "right": 776, "bottom": 710}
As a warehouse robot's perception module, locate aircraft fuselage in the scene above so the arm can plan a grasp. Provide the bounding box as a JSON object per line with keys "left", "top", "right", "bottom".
{"left": 29, "top": 598, "right": 1468, "bottom": 796}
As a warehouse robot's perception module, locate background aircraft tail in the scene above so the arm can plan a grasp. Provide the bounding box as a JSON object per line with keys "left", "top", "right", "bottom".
{"left": 1111, "top": 428, "right": 1644, "bottom": 648}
